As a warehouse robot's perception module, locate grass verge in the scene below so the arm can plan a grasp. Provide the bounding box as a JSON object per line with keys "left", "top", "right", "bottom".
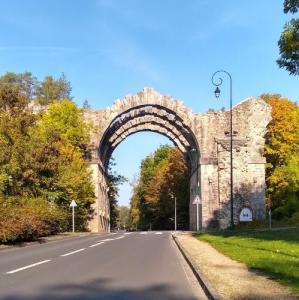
{"left": 194, "top": 227, "right": 299, "bottom": 293}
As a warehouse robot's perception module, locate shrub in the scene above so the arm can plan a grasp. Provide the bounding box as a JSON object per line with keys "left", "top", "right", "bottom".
{"left": 0, "top": 197, "right": 68, "bottom": 243}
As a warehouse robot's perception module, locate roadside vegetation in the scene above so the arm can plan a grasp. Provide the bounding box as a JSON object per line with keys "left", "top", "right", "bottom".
{"left": 195, "top": 228, "right": 299, "bottom": 293}
{"left": 130, "top": 145, "right": 189, "bottom": 231}
{"left": 261, "top": 94, "right": 299, "bottom": 224}
{"left": 0, "top": 72, "right": 94, "bottom": 243}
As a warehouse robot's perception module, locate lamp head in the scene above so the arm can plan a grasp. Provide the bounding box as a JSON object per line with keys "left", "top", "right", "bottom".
{"left": 214, "top": 86, "right": 221, "bottom": 99}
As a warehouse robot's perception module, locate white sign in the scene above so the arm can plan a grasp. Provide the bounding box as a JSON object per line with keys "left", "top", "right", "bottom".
{"left": 70, "top": 200, "right": 77, "bottom": 207}
{"left": 192, "top": 195, "right": 201, "bottom": 205}
{"left": 239, "top": 207, "right": 252, "bottom": 222}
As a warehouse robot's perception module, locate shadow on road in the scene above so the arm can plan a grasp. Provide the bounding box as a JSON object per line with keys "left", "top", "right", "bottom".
{"left": 1, "top": 278, "right": 198, "bottom": 300}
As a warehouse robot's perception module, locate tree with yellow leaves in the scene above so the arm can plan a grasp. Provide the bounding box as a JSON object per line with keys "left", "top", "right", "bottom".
{"left": 261, "top": 94, "right": 299, "bottom": 220}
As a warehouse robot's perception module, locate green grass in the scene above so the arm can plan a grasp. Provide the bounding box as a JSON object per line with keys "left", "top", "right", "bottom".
{"left": 194, "top": 227, "right": 299, "bottom": 293}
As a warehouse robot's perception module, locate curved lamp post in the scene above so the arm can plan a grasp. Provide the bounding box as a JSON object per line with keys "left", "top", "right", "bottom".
{"left": 211, "top": 70, "right": 234, "bottom": 230}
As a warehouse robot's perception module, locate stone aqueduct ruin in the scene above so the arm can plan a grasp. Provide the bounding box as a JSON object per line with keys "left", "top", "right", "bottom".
{"left": 84, "top": 88, "right": 271, "bottom": 232}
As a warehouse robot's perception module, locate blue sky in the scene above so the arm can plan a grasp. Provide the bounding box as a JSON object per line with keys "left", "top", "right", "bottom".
{"left": 1, "top": 0, "right": 298, "bottom": 205}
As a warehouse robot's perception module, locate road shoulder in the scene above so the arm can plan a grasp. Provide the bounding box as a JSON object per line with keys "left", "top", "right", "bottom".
{"left": 173, "top": 233, "right": 297, "bottom": 300}
{"left": 0, "top": 232, "right": 95, "bottom": 251}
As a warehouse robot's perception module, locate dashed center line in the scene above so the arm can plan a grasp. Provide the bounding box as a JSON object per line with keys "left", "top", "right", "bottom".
{"left": 60, "top": 248, "right": 86, "bottom": 257}
{"left": 140, "top": 232, "right": 148, "bottom": 235}
{"left": 114, "top": 236, "right": 125, "bottom": 239}
{"left": 101, "top": 238, "right": 114, "bottom": 242}
{"left": 89, "top": 242, "right": 104, "bottom": 248}
{"left": 155, "top": 232, "right": 163, "bottom": 235}
{"left": 6, "top": 260, "right": 51, "bottom": 274}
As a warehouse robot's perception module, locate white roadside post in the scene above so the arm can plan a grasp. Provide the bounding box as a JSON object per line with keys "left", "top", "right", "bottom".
{"left": 70, "top": 200, "right": 78, "bottom": 233}
{"left": 174, "top": 196, "right": 177, "bottom": 231}
{"left": 192, "top": 195, "right": 201, "bottom": 231}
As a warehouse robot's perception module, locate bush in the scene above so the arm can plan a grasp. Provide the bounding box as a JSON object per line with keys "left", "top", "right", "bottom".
{"left": 0, "top": 197, "right": 68, "bottom": 243}
{"left": 272, "top": 194, "right": 299, "bottom": 220}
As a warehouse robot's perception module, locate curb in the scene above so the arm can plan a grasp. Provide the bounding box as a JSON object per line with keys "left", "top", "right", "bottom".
{"left": 172, "top": 234, "right": 222, "bottom": 300}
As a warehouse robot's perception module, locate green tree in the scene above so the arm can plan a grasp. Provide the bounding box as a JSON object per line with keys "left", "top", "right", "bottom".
{"left": 83, "top": 99, "right": 91, "bottom": 109}
{"left": 0, "top": 85, "right": 36, "bottom": 196}
{"left": 130, "top": 145, "right": 189, "bottom": 230}
{"left": 28, "top": 100, "right": 94, "bottom": 229}
{"left": 117, "top": 206, "right": 130, "bottom": 229}
{"left": 0, "top": 72, "right": 37, "bottom": 99}
{"left": 277, "top": 1, "right": 299, "bottom": 75}
{"left": 36, "top": 74, "right": 72, "bottom": 105}
{"left": 107, "top": 158, "right": 127, "bottom": 229}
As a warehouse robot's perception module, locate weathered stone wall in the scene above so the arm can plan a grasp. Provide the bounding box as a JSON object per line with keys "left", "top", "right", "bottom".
{"left": 84, "top": 88, "right": 271, "bottom": 232}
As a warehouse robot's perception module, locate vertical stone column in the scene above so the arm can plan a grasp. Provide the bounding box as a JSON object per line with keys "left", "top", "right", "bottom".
{"left": 88, "top": 162, "right": 100, "bottom": 232}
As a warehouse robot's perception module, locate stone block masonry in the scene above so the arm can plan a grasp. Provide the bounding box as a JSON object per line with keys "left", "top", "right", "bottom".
{"left": 83, "top": 88, "right": 271, "bottom": 232}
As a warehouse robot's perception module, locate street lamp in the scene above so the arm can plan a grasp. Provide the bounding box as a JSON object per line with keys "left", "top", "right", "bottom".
{"left": 211, "top": 70, "right": 234, "bottom": 230}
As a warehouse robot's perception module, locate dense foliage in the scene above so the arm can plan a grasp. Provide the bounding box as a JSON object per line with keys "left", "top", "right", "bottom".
{"left": 130, "top": 145, "right": 189, "bottom": 231}
{"left": 262, "top": 94, "right": 299, "bottom": 222}
{"left": 0, "top": 72, "right": 94, "bottom": 242}
{"left": 107, "top": 158, "right": 127, "bottom": 229}
{"left": 277, "top": 1, "right": 299, "bottom": 75}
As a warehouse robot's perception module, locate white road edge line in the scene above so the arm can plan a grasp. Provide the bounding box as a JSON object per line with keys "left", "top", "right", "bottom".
{"left": 114, "top": 236, "right": 125, "bottom": 239}
{"left": 89, "top": 242, "right": 105, "bottom": 248}
{"left": 6, "top": 260, "right": 51, "bottom": 274}
{"left": 60, "top": 248, "right": 86, "bottom": 257}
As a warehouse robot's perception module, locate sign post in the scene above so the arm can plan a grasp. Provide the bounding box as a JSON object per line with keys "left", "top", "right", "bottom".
{"left": 70, "top": 200, "right": 77, "bottom": 233}
{"left": 192, "top": 195, "right": 201, "bottom": 231}
{"left": 174, "top": 197, "right": 177, "bottom": 231}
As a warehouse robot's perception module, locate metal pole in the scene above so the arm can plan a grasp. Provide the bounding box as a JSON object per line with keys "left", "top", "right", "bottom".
{"left": 175, "top": 197, "right": 177, "bottom": 231}
{"left": 196, "top": 202, "right": 199, "bottom": 231}
{"left": 212, "top": 70, "right": 234, "bottom": 230}
{"left": 229, "top": 75, "right": 234, "bottom": 230}
{"left": 72, "top": 206, "right": 75, "bottom": 233}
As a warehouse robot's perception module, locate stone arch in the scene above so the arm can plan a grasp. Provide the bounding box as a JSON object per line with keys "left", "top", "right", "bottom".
{"left": 99, "top": 104, "right": 199, "bottom": 170}
{"left": 84, "top": 88, "right": 271, "bottom": 233}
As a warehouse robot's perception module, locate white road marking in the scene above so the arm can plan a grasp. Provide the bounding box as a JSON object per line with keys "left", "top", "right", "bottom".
{"left": 89, "top": 242, "right": 104, "bottom": 248}
{"left": 155, "top": 232, "right": 163, "bottom": 235}
{"left": 110, "top": 233, "right": 117, "bottom": 235}
{"left": 114, "top": 236, "right": 125, "bottom": 239}
{"left": 6, "top": 260, "right": 51, "bottom": 274}
{"left": 124, "top": 232, "right": 132, "bottom": 235}
{"left": 101, "top": 238, "right": 114, "bottom": 242}
{"left": 60, "top": 248, "right": 86, "bottom": 257}
{"left": 140, "top": 232, "right": 148, "bottom": 235}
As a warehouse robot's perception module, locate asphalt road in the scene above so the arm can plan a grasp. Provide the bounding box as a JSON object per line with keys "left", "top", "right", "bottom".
{"left": 0, "top": 231, "right": 207, "bottom": 300}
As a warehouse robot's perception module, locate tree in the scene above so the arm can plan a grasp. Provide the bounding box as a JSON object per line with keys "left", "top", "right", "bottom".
{"left": 277, "top": 1, "right": 299, "bottom": 75}
{"left": 130, "top": 145, "right": 189, "bottom": 230}
{"left": 28, "top": 100, "right": 95, "bottom": 229}
{"left": 0, "top": 72, "right": 37, "bottom": 99}
{"left": 0, "top": 72, "right": 96, "bottom": 239}
{"left": 83, "top": 99, "right": 91, "bottom": 109}
{"left": 261, "top": 94, "right": 299, "bottom": 219}
{"left": 117, "top": 206, "right": 130, "bottom": 229}
{"left": 0, "top": 85, "right": 37, "bottom": 196}
{"left": 107, "top": 158, "right": 127, "bottom": 229}
{"left": 36, "top": 73, "right": 72, "bottom": 105}
{"left": 283, "top": 0, "right": 299, "bottom": 13}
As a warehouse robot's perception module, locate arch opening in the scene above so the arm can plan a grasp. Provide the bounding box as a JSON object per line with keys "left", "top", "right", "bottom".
{"left": 96, "top": 103, "right": 201, "bottom": 231}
